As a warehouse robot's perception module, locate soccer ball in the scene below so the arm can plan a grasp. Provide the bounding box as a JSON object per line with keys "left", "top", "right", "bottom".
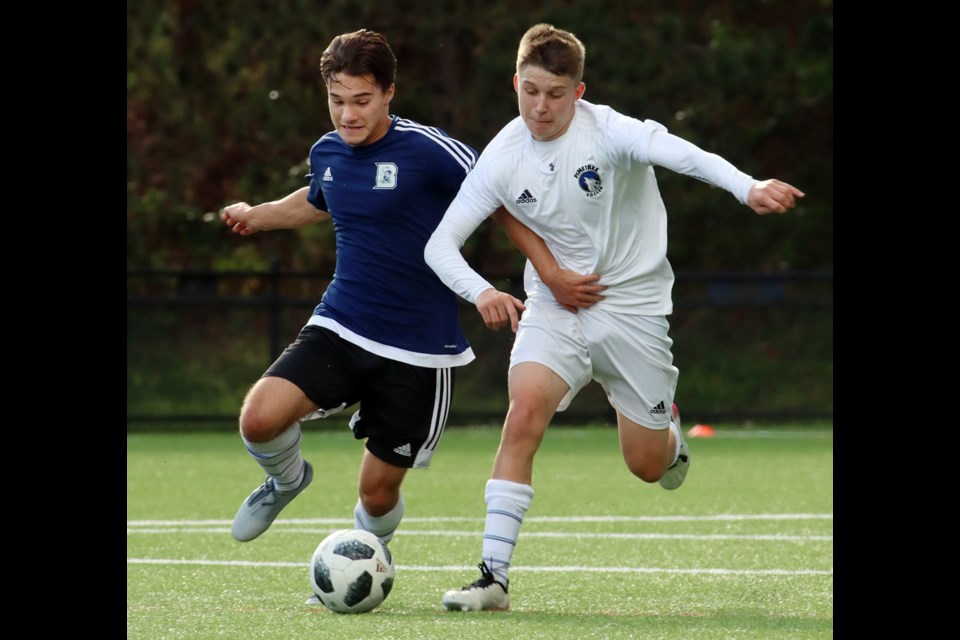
{"left": 309, "top": 528, "right": 395, "bottom": 614}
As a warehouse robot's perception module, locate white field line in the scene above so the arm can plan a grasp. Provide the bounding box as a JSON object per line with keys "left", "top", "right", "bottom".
{"left": 128, "top": 514, "right": 832, "bottom": 539}
{"left": 128, "top": 514, "right": 832, "bottom": 540}
{"left": 127, "top": 528, "right": 830, "bottom": 541}
{"left": 128, "top": 513, "right": 834, "bottom": 526}
{"left": 128, "top": 514, "right": 832, "bottom": 575}
{"left": 126, "top": 558, "right": 831, "bottom": 576}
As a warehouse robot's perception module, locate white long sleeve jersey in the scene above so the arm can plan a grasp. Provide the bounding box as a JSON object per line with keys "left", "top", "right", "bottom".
{"left": 424, "top": 99, "right": 757, "bottom": 315}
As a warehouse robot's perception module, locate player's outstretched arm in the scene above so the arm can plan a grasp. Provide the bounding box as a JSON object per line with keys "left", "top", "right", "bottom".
{"left": 645, "top": 129, "right": 805, "bottom": 214}
{"left": 746, "top": 179, "right": 805, "bottom": 215}
{"left": 220, "top": 186, "right": 330, "bottom": 235}
{"left": 491, "top": 208, "right": 606, "bottom": 312}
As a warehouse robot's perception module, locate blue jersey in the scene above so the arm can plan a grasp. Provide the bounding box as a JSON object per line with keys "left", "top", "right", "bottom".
{"left": 304, "top": 116, "right": 478, "bottom": 368}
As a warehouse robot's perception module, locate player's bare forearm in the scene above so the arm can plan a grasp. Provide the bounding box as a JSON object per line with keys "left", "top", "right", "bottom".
{"left": 475, "top": 288, "right": 525, "bottom": 332}
{"left": 491, "top": 207, "right": 548, "bottom": 265}
{"left": 220, "top": 186, "right": 330, "bottom": 235}
{"left": 747, "top": 179, "right": 805, "bottom": 215}
{"left": 491, "top": 207, "right": 605, "bottom": 312}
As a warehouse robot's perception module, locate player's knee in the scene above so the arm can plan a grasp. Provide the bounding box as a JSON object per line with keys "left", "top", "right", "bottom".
{"left": 624, "top": 455, "right": 665, "bottom": 484}
{"left": 630, "top": 466, "right": 663, "bottom": 484}
{"left": 502, "top": 404, "right": 549, "bottom": 447}
{"left": 359, "top": 490, "right": 397, "bottom": 517}
{"left": 238, "top": 404, "right": 285, "bottom": 442}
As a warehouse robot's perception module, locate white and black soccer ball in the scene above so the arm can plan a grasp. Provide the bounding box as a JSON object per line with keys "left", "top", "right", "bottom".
{"left": 309, "top": 528, "right": 395, "bottom": 614}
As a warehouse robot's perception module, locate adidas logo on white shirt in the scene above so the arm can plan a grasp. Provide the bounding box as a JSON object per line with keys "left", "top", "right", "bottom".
{"left": 322, "top": 167, "right": 333, "bottom": 181}
{"left": 515, "top": 189, "right": 537, "bottom": 204}
{"left": 393, "top": 443, "right": 412, "bottom": 457}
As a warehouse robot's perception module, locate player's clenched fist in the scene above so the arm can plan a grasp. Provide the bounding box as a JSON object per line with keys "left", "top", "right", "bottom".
{"left": 747, "top": 179, "right": 805, "bottom": 215}
{"left": 220, "top": 202, "right": 256, "bottom": 235}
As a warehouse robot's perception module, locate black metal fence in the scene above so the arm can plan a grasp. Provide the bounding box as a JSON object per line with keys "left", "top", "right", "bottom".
{"left": 127, "top": 266, "right": 832, "bottom": 428}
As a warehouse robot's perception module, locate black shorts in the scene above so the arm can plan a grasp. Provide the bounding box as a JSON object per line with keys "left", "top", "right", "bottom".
{"left": 264, "top": 325, "right": 454, "bottom": 469}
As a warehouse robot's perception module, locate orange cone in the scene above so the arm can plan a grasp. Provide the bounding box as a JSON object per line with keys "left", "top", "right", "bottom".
{"left": 688, "top": 424, "right": 715, "bottom": 438}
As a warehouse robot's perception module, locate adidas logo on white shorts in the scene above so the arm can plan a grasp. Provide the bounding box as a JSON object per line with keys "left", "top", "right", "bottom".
{"left": 650, "top": 401, "right": 667, "bottom": 415}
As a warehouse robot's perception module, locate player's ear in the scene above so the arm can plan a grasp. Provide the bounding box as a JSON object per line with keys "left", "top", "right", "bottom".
{"left": 574, "top": 82, "right": 585, "bottom": 100}
{"left": 513, "top": 74, "right": 519, "bottom": 94}
{"left": 383, "top": 82, "right": 396, "bottom": 103}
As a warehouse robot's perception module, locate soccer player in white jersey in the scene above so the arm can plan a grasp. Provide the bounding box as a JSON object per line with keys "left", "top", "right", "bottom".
{"left": 218, "top": 29, "right": 590, "bottom": 585}
{"left": 424, "top": 24, "right": 805, "bottom": 612}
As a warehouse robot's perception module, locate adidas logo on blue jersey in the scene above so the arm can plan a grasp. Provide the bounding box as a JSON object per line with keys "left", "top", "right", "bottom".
{"left": 322, "top": 167, "right": 333, "bottom": 181}
{"left": 515, "top": 189, "right": 537, "bottom": 204}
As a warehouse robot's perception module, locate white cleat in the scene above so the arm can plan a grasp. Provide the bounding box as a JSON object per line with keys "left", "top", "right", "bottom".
{"left": 442, "top": 562, "right": 509, "bottom": 612}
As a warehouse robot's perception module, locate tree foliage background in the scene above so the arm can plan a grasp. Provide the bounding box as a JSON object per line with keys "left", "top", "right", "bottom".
{"left": 127, "top": 0, "right": 832, "bottom": 424}
{"left": 127, "top": 0, "right": 832, "bottom": 276}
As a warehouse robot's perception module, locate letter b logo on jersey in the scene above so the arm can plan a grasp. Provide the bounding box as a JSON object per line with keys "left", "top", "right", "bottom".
{"left": 375, "top": 162, "right": 398, "bottom": 189}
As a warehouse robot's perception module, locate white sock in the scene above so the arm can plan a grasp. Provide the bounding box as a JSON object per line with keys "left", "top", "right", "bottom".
{"left": 481, "top": 479, "right": 535, "bottom": 587}
{"left": 354, "top": 495, "right": 405, "bottom": 544}
{"left": 242, "top": 423, "right": 305, "bottom": 492}
{"left": 668, "top": 419, "right": 681, "bottom": 464}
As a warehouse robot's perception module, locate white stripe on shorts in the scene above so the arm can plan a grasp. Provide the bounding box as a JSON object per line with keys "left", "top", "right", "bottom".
{"left": 413, "top": 367, "right": 452, "bottom": 468}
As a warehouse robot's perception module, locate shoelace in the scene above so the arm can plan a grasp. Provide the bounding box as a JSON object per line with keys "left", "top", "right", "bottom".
{"left": 464, "top": 562, "right": 506, "bottom": 591}
{"left": 477, "top": 562, "right": 495, "bottom": 583}
{"left": 248, "top": 477, "right": 277, "bottom": 505}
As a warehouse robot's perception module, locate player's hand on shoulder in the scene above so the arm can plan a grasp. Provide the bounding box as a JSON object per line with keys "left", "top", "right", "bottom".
{"left": 541, "top": 269, "right": 606, "bottom": 313}
{"left": 476, "top": 288, "right": 526, "bottom": 332}
{"left": 747, "top": 179, "right": 805, "bottom": 215}
{"left": 220, "top": 202, "right": 257, "bottom": 235}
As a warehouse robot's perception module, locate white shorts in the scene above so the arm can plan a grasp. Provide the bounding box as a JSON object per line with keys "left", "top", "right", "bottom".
{"left": 509, "top": 299, "right": 679, "bottom": 428}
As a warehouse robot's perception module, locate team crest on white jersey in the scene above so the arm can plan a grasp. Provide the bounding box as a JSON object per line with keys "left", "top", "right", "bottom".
{"left": 574, "top": 164, "right": 603, "bottom": 197}
{"left": 374, "top": 162, "right": 398, "bottom": 189}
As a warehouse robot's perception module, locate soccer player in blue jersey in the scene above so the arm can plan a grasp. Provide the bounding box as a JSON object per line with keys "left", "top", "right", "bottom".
{"left": 219, "top": 29, "right": 598, "bottom": 558}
